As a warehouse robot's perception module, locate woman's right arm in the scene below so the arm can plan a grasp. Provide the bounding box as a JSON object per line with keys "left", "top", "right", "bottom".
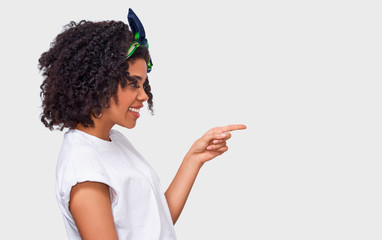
{"left": 69, "top": 181, "right": 118, "bottom": 240}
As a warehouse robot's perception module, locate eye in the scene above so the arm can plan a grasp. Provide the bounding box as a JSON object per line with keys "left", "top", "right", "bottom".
{"left": 126, "top": 77, "right": 139, "bottom": 88}
{"left": 125, "top": 73, "right": 140, "bottom": 88}
{"left": 129, "top": 82, "right": 140, "bottom": 88}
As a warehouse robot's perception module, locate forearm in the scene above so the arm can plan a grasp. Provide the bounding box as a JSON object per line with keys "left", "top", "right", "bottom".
{"left": 165, "top": 153, "right": 203, "bottom": 225}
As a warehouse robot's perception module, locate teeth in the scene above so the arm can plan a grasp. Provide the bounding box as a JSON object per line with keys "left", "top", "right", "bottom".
{"left": 129, "top": 107, "right": 140, "bottom": 113}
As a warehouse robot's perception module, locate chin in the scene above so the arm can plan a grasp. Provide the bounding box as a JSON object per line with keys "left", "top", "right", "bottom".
{"left": 118, "top": 116, "right": 137, "bottom": 129}
{"left": 120, "top": 121, "right": 136, "bottom": 129}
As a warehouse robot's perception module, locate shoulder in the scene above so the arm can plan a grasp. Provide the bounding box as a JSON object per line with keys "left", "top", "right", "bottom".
{"left": 58, "top": 130, "right": 102, "bottom": 168}
{"left": 56, "top": 130, "right": 108, "bottom": 187}
{"left": 56, "top": 131, "right": 117, "bottom": 208}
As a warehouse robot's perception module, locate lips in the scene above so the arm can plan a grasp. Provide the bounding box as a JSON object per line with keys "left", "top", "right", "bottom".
{"left": 128, "top": 105, "right": 143, "bottom": 113}
{"left": 128, "top": 105, "right": 143, "bottom": 118}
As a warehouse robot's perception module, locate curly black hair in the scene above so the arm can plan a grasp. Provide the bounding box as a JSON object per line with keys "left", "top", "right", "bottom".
{"left": 38, "top": 20, "right": 153, "bottom": 131}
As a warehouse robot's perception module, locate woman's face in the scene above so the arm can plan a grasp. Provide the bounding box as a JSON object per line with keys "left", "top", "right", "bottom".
{"left": 105, "top": 58, "right": 148, "bottom": 129}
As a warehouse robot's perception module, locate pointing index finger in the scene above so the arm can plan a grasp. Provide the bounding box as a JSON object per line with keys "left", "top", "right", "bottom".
{"left": 221, "top": 124, "right": 247, "bottom": 133}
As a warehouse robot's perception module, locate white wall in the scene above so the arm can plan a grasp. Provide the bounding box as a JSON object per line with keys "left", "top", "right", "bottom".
{"left": 0, "top": 0, "right": 381, "bottom": 239}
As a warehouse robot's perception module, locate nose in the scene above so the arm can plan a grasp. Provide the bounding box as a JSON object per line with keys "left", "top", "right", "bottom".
{"left": 137, "top": 87, "right": 149, "bottom": 102}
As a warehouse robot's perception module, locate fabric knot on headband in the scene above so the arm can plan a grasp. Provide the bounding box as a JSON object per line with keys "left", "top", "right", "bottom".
{"left": 126, "top": 8, "right": 153, "bottom": 73}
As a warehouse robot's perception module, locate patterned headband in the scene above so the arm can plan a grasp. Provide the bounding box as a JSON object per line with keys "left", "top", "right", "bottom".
{"left": 126, "top": 8, "right": 153, "bottom": 73}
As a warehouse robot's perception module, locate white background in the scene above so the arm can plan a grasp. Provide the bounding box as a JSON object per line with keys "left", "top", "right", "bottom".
{"left": 1, "top": 0, "right": 381, "bottom": 239}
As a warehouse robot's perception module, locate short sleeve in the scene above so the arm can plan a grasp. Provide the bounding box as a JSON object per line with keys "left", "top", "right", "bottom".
{"left": 58, "top": 146, "right": 119, "bottom": 213}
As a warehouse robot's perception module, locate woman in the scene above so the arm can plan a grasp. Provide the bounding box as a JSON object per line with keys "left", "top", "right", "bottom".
{"left": 39, "top": 9, "right": 246, "bottom": 240}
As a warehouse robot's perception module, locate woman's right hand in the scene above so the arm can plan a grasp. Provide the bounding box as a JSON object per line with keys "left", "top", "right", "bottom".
{"left": 185, "top": 124, "right": 247, "bottom": 166}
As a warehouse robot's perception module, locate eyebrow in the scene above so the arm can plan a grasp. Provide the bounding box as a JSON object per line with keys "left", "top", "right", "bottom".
{"left": 130, "top": 75, "right": 148, "bottom": 83}
{"left": 131, "top": 75, "right": 143, "bottom": 81}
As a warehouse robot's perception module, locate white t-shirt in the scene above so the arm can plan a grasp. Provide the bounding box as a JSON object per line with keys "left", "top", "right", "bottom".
{"left": 55, "top": 128, "right": 177, "bottom": 240}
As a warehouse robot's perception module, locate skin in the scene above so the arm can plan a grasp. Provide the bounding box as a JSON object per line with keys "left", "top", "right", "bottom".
{"left": 70, "top": 58, "right": 247, "bottom": 239}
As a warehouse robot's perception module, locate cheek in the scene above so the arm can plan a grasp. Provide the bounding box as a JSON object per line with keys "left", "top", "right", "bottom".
{"left": 118, "top": 94, "right": 135, "bottom": 110}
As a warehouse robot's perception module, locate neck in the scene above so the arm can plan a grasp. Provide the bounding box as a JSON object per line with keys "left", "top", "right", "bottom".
{"left": 74, "top": 118, "right": 114, "bottom": 142}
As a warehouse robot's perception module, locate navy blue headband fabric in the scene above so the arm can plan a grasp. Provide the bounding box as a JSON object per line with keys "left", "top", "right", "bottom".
{"left": 127, "top": 8, "right": 148, "bottom": 46}
{"left": 127, "top": 8, "right": 152, "bottom": 72}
